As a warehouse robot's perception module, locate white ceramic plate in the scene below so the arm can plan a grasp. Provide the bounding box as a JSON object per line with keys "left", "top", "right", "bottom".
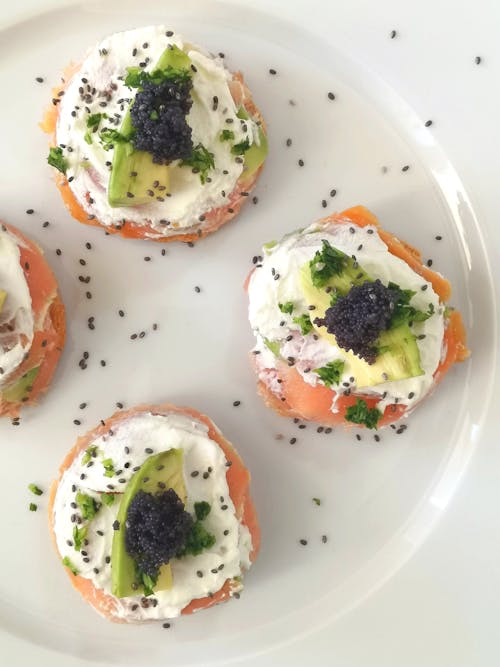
{"left": 0, "top": 1, "right": 498, "bottom": 666}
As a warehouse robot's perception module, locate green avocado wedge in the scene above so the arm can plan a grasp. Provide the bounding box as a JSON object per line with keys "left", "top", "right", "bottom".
{"left": 107, "top": 45, "right": 191, "bottom": 208}
{"left": 111, "top": 449, "right": 186, "bottom": 598}
{"left": 235, "top": 107, "right": 268, "bottom": 179}
{"left": 2, "top": 366, "right": 40, "bottom": 403}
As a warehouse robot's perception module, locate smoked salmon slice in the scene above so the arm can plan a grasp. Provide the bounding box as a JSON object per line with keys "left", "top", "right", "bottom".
{"left": 0, "top": 223, "right": 65, "bottom": 417}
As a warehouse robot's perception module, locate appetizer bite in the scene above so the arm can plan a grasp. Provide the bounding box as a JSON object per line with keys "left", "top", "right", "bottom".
{"left": 42, "top": 26, "right": 267, "bottom": 242}
{"left": 49, "top": 404, "right": 259, "bottom": 622}
{"left": 246, "top": 206, "right": 469, "bottom": 429}
{"left": 0, "top": 223, "right": 65, "bottom": 417}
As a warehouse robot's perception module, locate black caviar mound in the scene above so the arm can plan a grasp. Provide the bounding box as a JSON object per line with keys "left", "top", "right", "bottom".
{"left": 125, "top": 489, "right": 193, "bottom": 576}
{"left": 316, "top": 279, "right": 397, "bottom": 363}
{"left": 130, "top": 78, "right": 193, "bottom": 163}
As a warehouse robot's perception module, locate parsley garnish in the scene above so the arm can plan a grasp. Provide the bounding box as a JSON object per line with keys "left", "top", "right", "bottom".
{"left": 75, "top": 492, "right": 100, "bottom": 521}
{"left": 28, "top": 483, "right": 43, "bottom": 496}
{"left": 87, "top": 112, "right": 107, "bottom": 129}
{"left": 180, "top": 143, "right": 215, "bottom": 184}
{"left": 102, "top": 458, "right": 115, "bottom": 478}
{"left": 293, "top": 313, "right": 313, "bottom": 335}
{"left": 134, "top": 562, "right": 158, "bottom": 596}
{"left": 84, "top": 113, "right": 107, "bottom": 144}
{"left": 315, "top": 360, "right": 345, "bottom": 387}
{"left": 194, "top": 501, "right": 211, "bottom": 521}
{"left": 29, "top": 503, "right": 37, "bottom": 512}
{"left": 62, "top": 556, "right": 79, "bottom": 576}
{"left": 124, "top": 65, "right": 191, "bottom": 89}
{"left": 309, "top": 240, "right": 347, "bottom": 288}
{"left": 72, "top": 524, "right": 88, "bottom": 552}
{"left": 313, "top": 498, "right": 321, "bottom": 506}
{"left": 81, "top": 445, "right": 98, "bottom": 466}
{"left": 345, "top": 399, "right": 382, "bottom": 430}
{"left": 47, "top": 147, "right": 68, "bottom": 174}
{"left": 263, "top": 240, "right": 277, "bottom": 252}
{"left": 177, "top": 501, "right": 215, "bottom": 558}
{"left": 329, "top": 290, "right": 340, "bottom": 307}
{"left": 231, "top": 138, "right": 251, "bottom": 155}
{"left": 263, "top": 338, "right": 280, "bottom": 356}
{"left": 220, "top": 129, "right": 235, "bottom": 142}
{"left": 177, "top": 522, "right": 216, "bottom": 557}
{"left": 278, "top": 302, "right": 294, "bottom": 315}
{"left": 388, "top": 282, "right": 433, "bottom": 328}
{"left": 100, "top": 492, "right": 115, "bottom": 507}
{"left": 99, "top": 127, "right": 134, "bottom": 151}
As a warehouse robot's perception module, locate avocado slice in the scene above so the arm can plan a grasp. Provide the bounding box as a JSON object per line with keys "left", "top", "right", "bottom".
{"left": 111, "top": 449, "right": 186, "bottom": 598}
{"left": 2, "top": 366, "right": 39, "bottom": 403}
{"left": 0, "top": 290, "right": 6, "bottom": 314}
{"left": 236, "top": 107, "right": 268, "bottom": 178}
{"left": 108, "top": 45, "right": 191, "bottom": 207}
{"left": 299, "top": 263, "right": 424, "bottom": 387}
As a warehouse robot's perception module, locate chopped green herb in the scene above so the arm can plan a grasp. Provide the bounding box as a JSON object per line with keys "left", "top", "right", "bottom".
{"left": 76, "top": 492, "right": 100, "bottom": 521}
{"left": 236, "top": 106, "right": 250, "bottom": 120}
{"left": 220, "top": 129, "right": 235, "bottom": 142}
{"left": 180, "top": 143, "right": 215, "bottom": 184}
{"left": 102, "top": 458, "right": 115, "bottom": 478}
{"left": 315, "top": 360, "right": 345, "bottom": 387}
{"left": 124, "top": 65, "right": 191, "bottom": 89}
{"left": 329, "top": 290, "right": 340, "bottom": 307}
{"left": 177, "top": 521, "right": 216, "bottom": 557}
{"left": 263, "top": 240, "right": 277, "bottom": 252}
{"left": 388, "top": 282, "right": 432, "bottom": 328}
{"left": 82, "top": 445, "right": 98, "bottom": 466}
{"left": 278, "top": 302, "right": 294, "bottom": 315}
{"left": 149, "top": 110, "right": 159, "bottom": 120}
{"left": 62, "top": 556, "right": 79, "bottom": 576}
{"left": 84, "top": 114, "right": 107, "bottom": 146}
{"left": 47, "top": 147, "right": 68, "bottom": 174}
{"left": 29, "top": 503, "right": 38, "bottom": 512}
{"left": 28, "top": 483, "right": 43, "bottom": 496}
{"left": 99, "top": 127, "right": 134, "bottom": 151}
{"left": 345, "top": 399, "right": 382, "bottom": 430}
{"left": 312, "top": 498, "right": 321, "bottom": 506}
{"left": 309, "top": 240, "right": 347, "bottom": 288}
{"left": 100, "top": 492, "right": 115, "bottom": 507}
{"left": 263, "top": 338, "right": 280, "bottom": 356}
{"left": 293, "top": 313, "right": 313, "bottom": 335}
{"left": 194, "top": 501, "right": 211, "bottom": 522}
{"left": 72, "top": 524, "right": 88, "bottom": 552}
{"left": 134, "top": 562, "right": 158, "bottom": 596}
{"left": 86, "top": 112, "right": 107, "bottom": 129}
{"left": 231, "top": 138, "right": 251, "bottom": 155}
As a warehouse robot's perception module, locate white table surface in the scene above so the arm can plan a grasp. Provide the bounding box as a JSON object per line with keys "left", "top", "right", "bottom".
{"left": 1, "top": 1, "right": 499, "bottom": 665}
